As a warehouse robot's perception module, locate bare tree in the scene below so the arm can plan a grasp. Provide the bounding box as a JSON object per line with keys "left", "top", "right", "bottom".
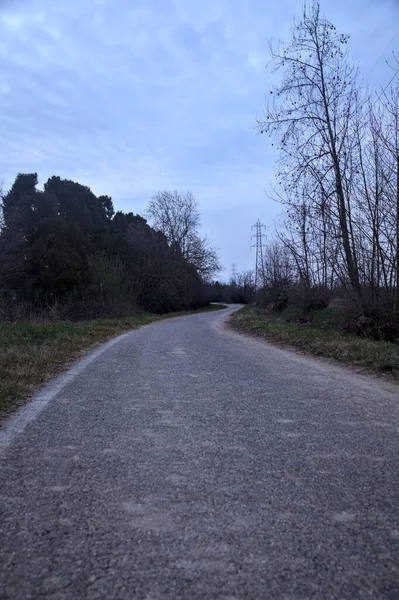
{"left": 256, "top": 2, "right": 399, "bottom": 338}
{"left": 146, "top": 190, "right": 221, "bottom": 280}
{"left": 257, "top": 1, "right": 363, "bottom": 300}
{"left": 378, "top": 86, "right": 399, "bottom": 312}
{"left": 147, "top": 191, "right": 199, "bottom": 250}
{"left": 263, "top": 241, "right": 294, "bottom": 290}
{"left": 236, "top": 270, "right": 256, "bottom": 304}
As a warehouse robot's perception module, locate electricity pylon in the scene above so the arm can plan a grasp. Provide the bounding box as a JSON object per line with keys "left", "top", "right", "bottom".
{"left": 251, "top": 219, "right": 267, "bottom": 291}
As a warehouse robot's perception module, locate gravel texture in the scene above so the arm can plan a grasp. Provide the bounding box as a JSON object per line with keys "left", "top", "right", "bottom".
{"left": 1, "top": 305, "right": 399, "bottom": 599}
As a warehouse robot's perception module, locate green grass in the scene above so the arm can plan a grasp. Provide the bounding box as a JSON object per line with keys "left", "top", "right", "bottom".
{"left": 0, "top": 304, "right": 227, "bottom": 422}
{"left": 229, "top": 306, "right": 399, "bottom": 379}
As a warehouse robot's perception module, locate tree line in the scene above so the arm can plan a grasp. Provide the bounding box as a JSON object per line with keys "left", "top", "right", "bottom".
{"left": 206, "top": 271, "right": 256, "bottom": 305}
{"left": 257, "top": 2, "right": 399, "bottom": 341}
{"left": 0, "top": 174, "right": 220, "bottom": 319}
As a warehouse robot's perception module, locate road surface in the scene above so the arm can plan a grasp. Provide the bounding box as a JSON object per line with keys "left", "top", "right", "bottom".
{"left": 1, "top": 305, "right": 399, "bottom": 599}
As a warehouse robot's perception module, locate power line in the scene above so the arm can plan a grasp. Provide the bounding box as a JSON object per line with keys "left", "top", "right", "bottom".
{"left": 361, "top": 53, "right": 399, "bottom": 116}
{"left": 365, "top": 27, "right": 399, "bottom": 79}
{"left": 366, "top": 62, "right": 399, "bottom": 115}
{"left": 379, "top": 64, "right": 399, "bottom": 98}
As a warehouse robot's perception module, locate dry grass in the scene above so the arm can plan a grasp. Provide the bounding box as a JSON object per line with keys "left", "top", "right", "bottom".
{"left": 0, "top": 304, "right": 227, "bottom": 422}
{"left": 229, "top": 306, "right": 399, "bottom": 379}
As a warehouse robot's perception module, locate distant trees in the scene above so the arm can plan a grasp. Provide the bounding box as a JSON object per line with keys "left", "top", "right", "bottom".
{"left": 207, "top": 270, "right": 256, "bottom": 305}
{"left": 0, "top": 174, "right": 211, "bottom": 319}
{"left": 258, "top": 1, "right": 399, "bottom": 340}
{"left": 147, "top": 190, "right": 221, "bottom": 280}
{"left": 110, "top": 210, "right": 205, "bottom": 313}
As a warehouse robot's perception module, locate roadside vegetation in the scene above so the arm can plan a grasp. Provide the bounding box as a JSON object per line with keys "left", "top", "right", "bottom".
{"left": 223, "top": 2, "right": 399, "bottom": 379}
{"left": 0, "top": 304, "right": 226, "bottom": 421}
{"left": 0, "top": 178, "right": 220, "bottom": 320}
{"left": 210, "top": 4, "right": 399, "bottom": 353}
{"left": 226, "top": 2, "right": 399, "bottom": 353}
{"left": 0, "top": 171, "right": 229, "bottom": 421}
{"left": 230, "top": 306, "right": 399, "bottom": 380}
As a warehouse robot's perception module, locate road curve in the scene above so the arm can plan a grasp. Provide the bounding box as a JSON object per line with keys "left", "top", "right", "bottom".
{"left": 1, "top": 305, "right": 399, "bottom": 599}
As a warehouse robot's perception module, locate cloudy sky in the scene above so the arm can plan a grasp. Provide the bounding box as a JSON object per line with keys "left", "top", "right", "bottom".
{"left": 1, "top": 0, "right": 398, "bottom": 278}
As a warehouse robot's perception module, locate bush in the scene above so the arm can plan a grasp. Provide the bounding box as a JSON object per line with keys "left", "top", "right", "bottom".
{"left": 311, "top": 307, "right": 345, "bottom": 330}
{"left": 281, "top": 305, "right": 307, "bottom": 323}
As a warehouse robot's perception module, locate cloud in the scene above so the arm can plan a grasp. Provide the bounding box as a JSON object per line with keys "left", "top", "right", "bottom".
{"left": 1, "top": 0, "right": 398, "bottom": 275}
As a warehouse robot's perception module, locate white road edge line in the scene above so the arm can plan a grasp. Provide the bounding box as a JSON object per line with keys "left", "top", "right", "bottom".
{"left": 0, "top": 330, "right": 133, "bottom": 456}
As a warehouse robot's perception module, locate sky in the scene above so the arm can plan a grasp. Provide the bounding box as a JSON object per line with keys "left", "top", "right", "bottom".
{"left": 1, "top": 0, "right": 398, "bottom": 279}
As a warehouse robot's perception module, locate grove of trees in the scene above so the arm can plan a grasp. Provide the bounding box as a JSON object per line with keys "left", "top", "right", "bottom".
{"left": 206, "top": 271, "right": 257, "bottom": 305}
{"left": 0, "top": 174, "right": 219, "bottom": 319}
{"left": 257, "top": 2, "right": 399, "bottom": 341}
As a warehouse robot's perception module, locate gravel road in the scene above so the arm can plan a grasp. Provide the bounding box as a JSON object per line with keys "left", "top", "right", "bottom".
{"left": 1, "top": 305, "right": 399, "bottom": 599}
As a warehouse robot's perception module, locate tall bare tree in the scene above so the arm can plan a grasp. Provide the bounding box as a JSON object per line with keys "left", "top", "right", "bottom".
{"left": 147, "top": 190, "right": 221, "bottom": 280}
{"left": 258, "top": 1, "right": 362, "bottom": 300}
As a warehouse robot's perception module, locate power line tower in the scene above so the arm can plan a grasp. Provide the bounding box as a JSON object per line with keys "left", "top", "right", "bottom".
{"left": 231, "top": 263, "right": 237, "bottom": 284}
{"left": 251, "top": 219, "right": 267, "bottom": 290}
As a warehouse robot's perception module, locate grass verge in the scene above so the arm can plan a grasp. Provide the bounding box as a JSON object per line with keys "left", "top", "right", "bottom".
{"left": 0, "top": 304, "right": 227, "bottom": 422}
{"left": 229, "top": 306, "right": 399, "bottom": 380}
